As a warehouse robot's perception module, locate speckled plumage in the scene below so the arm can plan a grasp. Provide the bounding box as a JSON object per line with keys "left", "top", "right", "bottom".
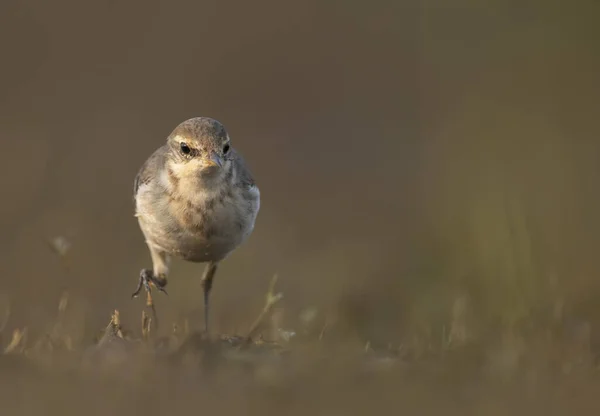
{"left": 132, "top": 117, "right": 260, "bottom": 332}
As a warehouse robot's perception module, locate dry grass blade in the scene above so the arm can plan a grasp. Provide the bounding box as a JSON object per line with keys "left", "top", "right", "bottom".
{"left": 58, "top": 291, "right": 69, "bottom": 313}
{"left": 318, "top": 321, "right": 329, "bottom": 341}
{"left": 246, "top": 274, "right": 284, "bottom": 341}
{"left": 109, "top": 310, "right": 124, "bottom": 340}
{"left": 34, "top": 291, "right": 76, "bottom": 353}
{"left": 52, "top": 291, "right": 69, "bottom": 334}
{"left": 141, "top": 310, "right": 151, "bottom": 341}
{"left": 4, "top": 328, "right": 28, "bottom": 354}
{"left": 145, "top": 289, "right": 160, "bottom": 331}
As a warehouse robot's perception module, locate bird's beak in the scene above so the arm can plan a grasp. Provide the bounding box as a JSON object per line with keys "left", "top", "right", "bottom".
{"left": 204, "top": 151, "right": 223, "bottom": 168}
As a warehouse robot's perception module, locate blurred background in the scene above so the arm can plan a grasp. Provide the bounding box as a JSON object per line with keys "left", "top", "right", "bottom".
{"left": 1, "top": 0, "right": 600, "bottom": 414}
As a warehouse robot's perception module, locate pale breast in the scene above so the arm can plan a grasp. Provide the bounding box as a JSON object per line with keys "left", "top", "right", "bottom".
{"left": 136, "top": 175, "right": 260, "bottom": 263}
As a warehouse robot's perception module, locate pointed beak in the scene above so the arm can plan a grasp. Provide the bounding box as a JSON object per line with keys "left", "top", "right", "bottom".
{"left": 204, "top": 151, "right": 223, "bottom": 168}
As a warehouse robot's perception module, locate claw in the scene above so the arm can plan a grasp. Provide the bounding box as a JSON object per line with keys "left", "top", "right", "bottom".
{"left": 155, "top": 284, "right": 168, "bottom": 296}
{"left": 131, "top": 277, "right": 144, "bottom": 299}
{"left": 131, "top": 269, "right": 168, "bottom": 299}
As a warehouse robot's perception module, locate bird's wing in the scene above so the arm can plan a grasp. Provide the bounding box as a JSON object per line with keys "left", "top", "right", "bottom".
{"left": 230, "top": 148, "right": 256, "bottom": 189}
{"left": 133, "top": 145, "right": 167, "bottom": 201}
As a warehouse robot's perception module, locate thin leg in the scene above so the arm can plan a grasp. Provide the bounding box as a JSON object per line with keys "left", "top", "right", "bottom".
{"left": 201, "top": 262, "right": 219, "bottom": 334}
{"left": 132, "top": 246, "right": 170, "bottom": 298}
{"left": 132, "top": 268, "right": 167, "bottom": 331}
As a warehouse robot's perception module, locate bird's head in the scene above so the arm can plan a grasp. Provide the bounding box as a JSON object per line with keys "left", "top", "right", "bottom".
{"left": 166, "top": 117, "right": 232, "bottom": 180}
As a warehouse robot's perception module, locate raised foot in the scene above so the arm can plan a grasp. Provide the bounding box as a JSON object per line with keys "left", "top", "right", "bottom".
{"left": 131, "top": 269, "right": 168, "bottom": 299}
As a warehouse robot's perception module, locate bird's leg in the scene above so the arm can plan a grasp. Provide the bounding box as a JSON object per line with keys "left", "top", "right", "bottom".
{"left": 132, "top": 246, "right": 170, "bottom": 298}
{"left": 132, "top": 269, "right": 168, "bottom": 330}
{"left": 132, "top": 248, "right": 170, "bottom": 332}
{"left": 201, "top": 262, "right": 219, "bottom": 334}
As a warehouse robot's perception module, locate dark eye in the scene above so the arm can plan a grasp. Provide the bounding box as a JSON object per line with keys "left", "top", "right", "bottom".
{"left": 180, "top": 142, "right": 191, "bottom": 155}
{"left": 223, "top": 143, "right": 230, "bottom": 154}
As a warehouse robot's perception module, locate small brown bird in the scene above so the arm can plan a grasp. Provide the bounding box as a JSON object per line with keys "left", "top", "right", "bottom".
{"left": 132, "top": 117, "right": 260, "bottom": 333}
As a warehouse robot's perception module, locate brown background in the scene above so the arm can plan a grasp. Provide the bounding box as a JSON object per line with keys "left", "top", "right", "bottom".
{"left": 0, "top": 0, "right": 425, "bottom": 335}
{"left": 1, "top": 0, "right": 600, "bottom": 414}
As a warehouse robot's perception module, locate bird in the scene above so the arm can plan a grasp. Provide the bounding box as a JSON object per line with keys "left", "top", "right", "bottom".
{"left": 131, "top": 117, "right": 260, "bottom": 334}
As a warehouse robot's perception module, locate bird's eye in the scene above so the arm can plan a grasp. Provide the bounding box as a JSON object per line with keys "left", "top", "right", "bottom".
{"left": 180, "top": 142, "right": 191, "bottom": 155}
{"left": 223, "top": 143, "right": 230, "bottom": 154}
